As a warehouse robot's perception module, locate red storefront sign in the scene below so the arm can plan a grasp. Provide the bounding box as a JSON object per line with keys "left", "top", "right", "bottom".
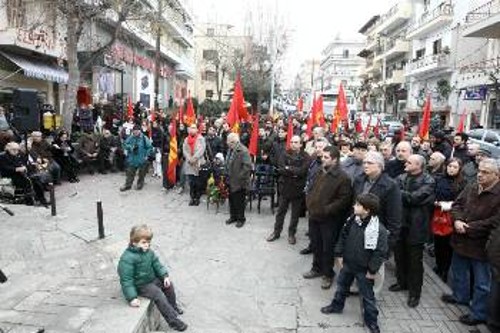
{"left": 109, "top": 43, "right": 175, "bottom": 78}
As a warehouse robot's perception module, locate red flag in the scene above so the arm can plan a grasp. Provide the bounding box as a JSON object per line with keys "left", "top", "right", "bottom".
{"left": 457, "top": 109, "right": 467, "bottom": 133}
{"left": 316, "top": 95, "right": 325, "bottom": 126}
{"left": 228, "top": 76, "right": 246, "bottom": 133}
{"left": 419, "top": 94, "right": 431, "bottom": 140}
{"left": 127, "top": 96, "right": 134, "bottom": 120}
{"left": 185, "top": 94, "right": 196, "bottom": 126}
{"left": 297, "top": 97, "right": 304, "bottom": 113}
{"left": 286, "top": 117, "right": 294, "bottom": 150}
{"left": 233, "top": 75, "right": 249, "bottom": 122}
{"left": 167, "top": 119, "right": 178, "bottom": 186}
{"left": 355, "top": 118, "right": 363, "bottom": 133}
{"left": 248, "top": 114, "right": 259, "bottom": 157}
{"left": 337, "top": 83, "right": 349, "bottom": 122}
{"left": 364, "top": 114, "right": 372, "bottom": 138}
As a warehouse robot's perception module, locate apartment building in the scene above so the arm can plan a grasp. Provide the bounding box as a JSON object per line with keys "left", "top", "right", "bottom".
{"left": 404, "top": 0, "right": 455, "bottom": 125}
{"left": 319, "top": 38, "right": 365, "bottom": 94}
{"left": 193, "top": 23, "right": 252, "bottom": 103}
{"left": 456, "top": 0, "right": 500, "bottom": 129}
{"left": 0, "top": 0, "right": 67, "bottom": 108}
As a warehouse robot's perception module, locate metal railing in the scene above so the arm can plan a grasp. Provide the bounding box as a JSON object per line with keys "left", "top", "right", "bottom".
{"left": 407, "top": 1, "right": 453, "bottom": 33}
{"left": 405, "top": 53, "right": 451, "bottom": 73}
{"left": 371, "top": 2, "right": 403, "bottom": 31}
{"left": 465, "top": 0, "right": 500, "bottom": 24}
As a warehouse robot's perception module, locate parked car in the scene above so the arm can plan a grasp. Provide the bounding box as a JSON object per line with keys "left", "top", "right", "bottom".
{"left": 467, "top": 128, "right": 500, "bottom": 158}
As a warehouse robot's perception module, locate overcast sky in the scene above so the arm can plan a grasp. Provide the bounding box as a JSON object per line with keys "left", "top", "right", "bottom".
{"left": 190, "top": 0, "right": 399, "bottom": 85}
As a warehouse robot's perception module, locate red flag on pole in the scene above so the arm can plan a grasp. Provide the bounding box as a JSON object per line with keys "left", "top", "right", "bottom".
{"left": 457, "top": 109, "right": 467, "bottom": 134}
{"left": 185, "top": 94, "right": 196, "bottom": 126}
{"left": 233, "top": 75, "right": 249, "bottom": 122}
{"left": 297, "top": 97, "right": 304, "bottom": 113}
{"left": 167, "top": 119, "right": 178, "bottom": 186}
{"left": 337, "top": 83, "right": 349, "bottom": 123}
{"left": 419, "top": 94, "right": 431, "bottom": 140}
{"left": 286, "top": 117, "right": 294, "bottom": 150}
{"left": 127, "top": 96, "right": 134, "bottom": 120}
{"left": 316, "top": 95, "right": 325, "bottom": 126}
{"left": 330, "top": 107, "right": 340, "bottom": 134}
{"left": 248, "top": 114, "right": 259, "bottom": 157}
{"left": 364, "top": 114, "right": 372, "bottom": 139}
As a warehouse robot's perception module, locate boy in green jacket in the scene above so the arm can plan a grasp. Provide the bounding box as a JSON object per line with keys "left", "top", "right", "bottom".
{"left": 118, "top": 225, "right": 187, "bottom": 331}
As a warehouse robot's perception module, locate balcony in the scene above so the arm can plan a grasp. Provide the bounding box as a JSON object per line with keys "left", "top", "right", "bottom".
{"left": 384, "top": 39, "right": 410, "bottom": 60}
{"left": 463, "top": 0, "right": 500, "bottom": 38}
{"left": 385, "top": 69, "right": 405, "bottom": 85}
{"left": 373, "top": 1, "right": 413, "bottom": 35}
{"left": 405, "top": 53, "right": 452, "bottom": 77}
{"left": 366, "top": 36, "right": 378, "bottom": 51}
{"left": 407, "top": 2, "right": 453, "bottom": 39}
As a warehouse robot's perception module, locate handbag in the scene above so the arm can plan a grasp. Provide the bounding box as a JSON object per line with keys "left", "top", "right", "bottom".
{"left": 431, "top": 207, "right": 454, "bottom": 236}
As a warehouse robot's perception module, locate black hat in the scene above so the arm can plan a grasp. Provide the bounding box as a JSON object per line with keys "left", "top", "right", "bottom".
{"left": 353, "top": 142, "right": 368, "bottom": 150}
{"left": 478, "top": 147, "right": 492, "bottom": 157}
{"left": 133, "top": 124, "right": 141, "bottom": 131}
{"left": 356, "top": 193, "right": 380, "bottom": 215}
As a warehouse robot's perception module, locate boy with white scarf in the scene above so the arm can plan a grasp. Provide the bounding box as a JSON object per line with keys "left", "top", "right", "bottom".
{"left": 321, "top": 193, "right": 388, "bottom": 333}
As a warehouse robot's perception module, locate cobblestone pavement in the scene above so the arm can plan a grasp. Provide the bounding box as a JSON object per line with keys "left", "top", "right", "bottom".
{"left": 0, "top": 173, "right": 491, "bottom": 333}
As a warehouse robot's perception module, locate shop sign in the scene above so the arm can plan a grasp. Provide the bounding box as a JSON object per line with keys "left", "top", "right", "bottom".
{"left": 109, "top": 43, "right": 175, "bottom": 78}
{"left": 464, "top": 87, "right": 487, "bottom": 101}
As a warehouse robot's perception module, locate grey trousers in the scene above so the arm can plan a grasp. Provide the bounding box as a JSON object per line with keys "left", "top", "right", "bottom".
{"left": 124, "top": 164, "right": 149, "bottom": 188}
{"left": 137, "top": 278, "right": 179, "bottom": 323}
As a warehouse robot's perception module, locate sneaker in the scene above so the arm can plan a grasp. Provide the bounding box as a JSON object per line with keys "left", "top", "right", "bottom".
{"left": 176, "top": 187, "right": 185, "bottom": 195}
{"left": 169, "top": 318, "right": 187, "bottom": 331}
{"left": 321, "top": 276, "right": 333, "bottom": 289}
{"left": 303, "top": 270, "right": 322, "bottom": 279}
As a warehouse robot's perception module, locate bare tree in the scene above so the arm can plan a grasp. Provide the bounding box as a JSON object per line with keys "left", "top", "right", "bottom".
{"left": 56, "top": 0, "right": 144, "bottom": 131}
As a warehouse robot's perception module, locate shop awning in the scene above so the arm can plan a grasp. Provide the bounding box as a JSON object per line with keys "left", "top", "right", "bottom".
{"left": 0, "top": 51, "right": 68, "bottom": 84}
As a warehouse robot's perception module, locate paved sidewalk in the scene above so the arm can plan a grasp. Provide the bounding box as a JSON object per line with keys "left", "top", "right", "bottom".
{"left": 0, "top": 173, "right": 491, "bottom": 332}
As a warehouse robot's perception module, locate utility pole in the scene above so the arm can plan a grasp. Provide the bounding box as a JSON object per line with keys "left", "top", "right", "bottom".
{"left": 269, "top": 0, "right": 278, "bottom": 117}
{"left": 154, "top": 0, "right": 163, "bottom": 112}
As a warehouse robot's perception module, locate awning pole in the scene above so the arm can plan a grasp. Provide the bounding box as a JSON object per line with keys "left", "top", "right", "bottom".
{"left": 0, "top": 68, "right": 22, "bottom": 84}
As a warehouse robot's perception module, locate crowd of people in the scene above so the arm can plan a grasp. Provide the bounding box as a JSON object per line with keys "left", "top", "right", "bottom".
{"left": 1, "top": 106, "right": 499, "bottom": 333}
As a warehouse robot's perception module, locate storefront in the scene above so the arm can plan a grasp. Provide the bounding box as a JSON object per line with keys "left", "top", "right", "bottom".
{"left": 0, "top": 49, "right": 67, "bottom": 109}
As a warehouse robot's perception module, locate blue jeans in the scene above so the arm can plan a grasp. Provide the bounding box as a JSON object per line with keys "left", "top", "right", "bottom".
{"left": 451, "top": 252, "right": 491, "bottom": 321}
{"left": 329, "top": 266, "right": 378, "bottom": 327}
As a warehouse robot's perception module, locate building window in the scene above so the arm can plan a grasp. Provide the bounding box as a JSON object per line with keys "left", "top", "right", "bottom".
{"left": 202, "top": 70, "right": 216, "bottom": 82}
{"left": 416, "top": 48, "right": 426, "bottom": 59}
{"left": 205, "top": 90, "right": 214, "bottom": 99}
{"left": 207, "top": 28, "right": 214, "bottom": 36}
{"left": 343, "top": 49, "right": 349, "bottom": 58}
{"left": 7, "top": 0, "right": 25, "bottom": 28}
{"left": 433, "top": 39, "right": 442, "bottom": 55}
{"left": 203, "top": 49, "right": 218, "bottom": 61}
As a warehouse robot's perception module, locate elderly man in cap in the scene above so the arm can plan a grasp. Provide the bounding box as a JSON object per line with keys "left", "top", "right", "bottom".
{"left": 463, "top": 146, "right": 491, "bottom": 185}
{"left": 182, "top": 124, "right": 206, "bottom": 206}
{"left": 442, "top": 158, "right": 500, "bottom": 326}
{"left": 120, "top": 124, "right": 153, "bottom": 191}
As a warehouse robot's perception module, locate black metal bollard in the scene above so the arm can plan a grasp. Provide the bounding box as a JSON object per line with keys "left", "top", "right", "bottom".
{"left": 97, "top": 201, "right": 105, "bottom": 239}
{"left": 49, "top": 184, "right": 56, "bottom": 216}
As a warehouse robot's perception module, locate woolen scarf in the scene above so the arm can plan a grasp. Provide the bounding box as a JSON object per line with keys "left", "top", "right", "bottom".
{"left": 187, "top": 134, "right": 199, "bottom": 155}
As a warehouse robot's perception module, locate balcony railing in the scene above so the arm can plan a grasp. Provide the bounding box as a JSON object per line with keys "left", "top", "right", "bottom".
{"left": 407, "top": 2, "right": 453, "bottom": 35}
{"left": 465, "top": 0, "right": 500, "bottom": 24}
{"left": 371, "top": 2, "right": 404, "bottom": 31}
{"left": 405, "top": 53, "right": 451, "bottom": 76}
